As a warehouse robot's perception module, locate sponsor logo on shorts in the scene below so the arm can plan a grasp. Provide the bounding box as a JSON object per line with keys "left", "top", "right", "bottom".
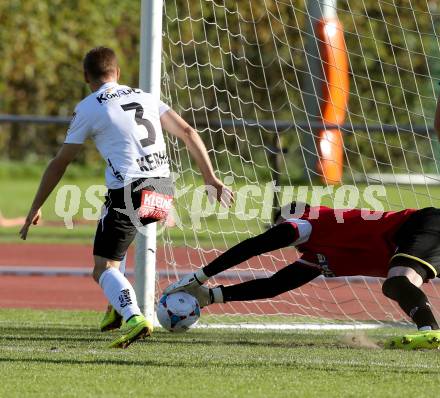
{"left": 138, "top": 190, "right": 173, "bottom": 220}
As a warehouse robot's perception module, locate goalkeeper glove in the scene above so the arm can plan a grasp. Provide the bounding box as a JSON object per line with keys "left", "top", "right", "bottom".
{"left": 163, "top": 269, "right": 209, "bottom": 295}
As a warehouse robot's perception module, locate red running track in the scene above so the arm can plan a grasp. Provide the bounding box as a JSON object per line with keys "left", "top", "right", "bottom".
{"left": 0, "top": 244, "right": 107, "bottom": 310}
{"left": 1, "top": 243, "right": 439, "bottom": 322}
{"left": 0, "top": 243, "right": 255, "bottom": 310}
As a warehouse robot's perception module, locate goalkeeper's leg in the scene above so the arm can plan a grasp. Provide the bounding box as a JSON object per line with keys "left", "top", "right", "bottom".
{"left": 383, "top": 259, "right": 440, "bottom": 349}
{"left": 382, "top": 260, "right": 438, "bottom": 331}
{"left": 208, "top": 261, "right": 320, "bottom": 304}
{"left": 385, "top": 208, "right": 440, "bottom": 333}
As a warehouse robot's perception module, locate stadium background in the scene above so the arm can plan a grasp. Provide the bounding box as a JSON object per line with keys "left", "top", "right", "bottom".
{"left": 1, "top": 2, "right": 440, "bottom": 397}
{"left": 2, "top": 1, "right": 439, "bottom": 175}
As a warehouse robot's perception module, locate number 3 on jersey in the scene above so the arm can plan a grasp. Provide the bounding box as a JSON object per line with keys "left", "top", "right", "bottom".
{"left": 121, "top": 102, "right": 156, "bottom": 147}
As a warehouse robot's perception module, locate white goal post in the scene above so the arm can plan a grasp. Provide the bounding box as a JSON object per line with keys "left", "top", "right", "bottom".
{"left": 138, "top": 0, "right": 440, "bottom": 326}
{"left": 136, "top": 0, "right": 164, "bottom": 323}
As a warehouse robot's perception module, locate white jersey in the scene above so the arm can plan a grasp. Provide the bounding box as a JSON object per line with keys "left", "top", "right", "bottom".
{"left": 65, "top": 82, "right": 171, "bottom": 189}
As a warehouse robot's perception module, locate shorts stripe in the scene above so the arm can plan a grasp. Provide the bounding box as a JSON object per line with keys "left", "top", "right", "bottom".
{"left": 390, "top": 253, "right": 438, "bottom": 277}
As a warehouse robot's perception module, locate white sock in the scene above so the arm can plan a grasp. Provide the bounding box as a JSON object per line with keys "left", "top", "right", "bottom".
{"left": 99, "top": 268, "right": 141, "bottom": 321}
{"left": 119, "top": 255, "right": 127, "bottom": 275}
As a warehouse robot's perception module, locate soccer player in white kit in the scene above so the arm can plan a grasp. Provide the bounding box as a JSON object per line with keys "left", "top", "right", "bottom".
{"left": 20, "top": 47, "right": 233, "bottom": 348}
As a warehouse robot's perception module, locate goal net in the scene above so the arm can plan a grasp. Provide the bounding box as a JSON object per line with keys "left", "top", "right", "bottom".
{"left": 157, "top": 0, "right": 440, "bottom": 325}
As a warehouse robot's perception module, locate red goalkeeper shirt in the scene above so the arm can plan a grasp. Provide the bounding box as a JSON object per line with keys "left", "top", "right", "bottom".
{"left": 283, "top": 206, "right": 416, "bottom": 277}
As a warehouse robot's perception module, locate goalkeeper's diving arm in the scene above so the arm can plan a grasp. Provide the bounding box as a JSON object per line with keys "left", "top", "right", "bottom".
{"left": 202, "top": 222, "right": 298, "bottom": 278}
{"left": 220, "top": 260, "right": 321, "bottom": 302}
{"left": 164, "top": 222, "right": 301, "bottom": 295}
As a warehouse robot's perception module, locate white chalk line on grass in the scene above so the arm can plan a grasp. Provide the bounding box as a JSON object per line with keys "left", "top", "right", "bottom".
{"left": 0, "top": 319, "right": 396, "bottom": 331}
{"left": 193, "top": 323, "right": 383, "bottom": 331}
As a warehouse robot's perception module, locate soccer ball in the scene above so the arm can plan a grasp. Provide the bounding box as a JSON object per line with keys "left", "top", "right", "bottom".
{"left": 157, "top": 291, "right": 200, "bottom": 332}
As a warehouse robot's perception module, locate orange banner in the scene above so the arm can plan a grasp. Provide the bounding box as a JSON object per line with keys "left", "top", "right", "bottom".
{"left": 316, "top": 19, "right": 349, "bottom": 184}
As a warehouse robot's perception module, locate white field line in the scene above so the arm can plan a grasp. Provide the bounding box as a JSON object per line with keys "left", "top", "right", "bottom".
{"left": 185, "top": 323, "right": 383, "bottom": 331}
{"left": 356, "top": 173, "right": 440, "bottom": 185}
{"left": 0, "top": 318, "right": 401, "bottom": 330}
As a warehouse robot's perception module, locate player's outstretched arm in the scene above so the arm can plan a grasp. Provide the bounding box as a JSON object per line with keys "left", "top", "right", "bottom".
{"left": 160, "top": 109, "right": 233, "bottom": 207}
{"left": 19, "top": 143, "right": 82, "bottom": 240}
{"left": 164, "top": 222, "right": 298, "bottom": 294}
{"left": 187, "top": 260, "right": 322, "bottom": 307}
{"left": 217, "top": 261, "right": 321, "bottom": 303}
{"left": 203, "top": 222, "right": 299, "bottom": 277}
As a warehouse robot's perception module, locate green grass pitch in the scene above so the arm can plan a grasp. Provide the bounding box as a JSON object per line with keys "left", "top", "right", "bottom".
{"left": 0, "top": 309, "right": 439, "bottom": 398}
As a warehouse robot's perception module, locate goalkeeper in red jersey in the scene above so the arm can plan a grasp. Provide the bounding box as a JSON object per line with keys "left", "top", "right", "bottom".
{"left": 165, "top": 202, "right": 440, "bottom": 349}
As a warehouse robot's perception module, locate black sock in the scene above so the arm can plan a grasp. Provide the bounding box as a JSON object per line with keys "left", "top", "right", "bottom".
{"left": 222, "top": 278, "right": 279, "bottom": 302}
{"left": 411, "top": 306, "right": 438, "bottom": 330}
{"left": 382, "top": 276, "right": 439, "bottom": 330}
{"left": 221, "top": 263, "right": 321, "bottom": 302}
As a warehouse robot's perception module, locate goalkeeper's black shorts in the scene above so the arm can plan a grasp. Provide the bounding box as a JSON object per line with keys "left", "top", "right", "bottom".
{"left": 93, "top": 177, "right": 174, "bottom": 261}
{"left": 391, "top": 207, "right": 440, "bottom": 281}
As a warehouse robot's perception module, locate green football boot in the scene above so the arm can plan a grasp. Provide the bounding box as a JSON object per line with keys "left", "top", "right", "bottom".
{"left": 108, "top": 315, "right": 153, "bottom": 349}
{"left": 384, "top": 330, "right": 440, "bottom": 350}
{"left": 100, "top": 305, "right": 123, "bottom": 332}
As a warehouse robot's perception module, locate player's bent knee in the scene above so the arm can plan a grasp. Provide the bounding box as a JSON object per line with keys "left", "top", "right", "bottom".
{"left": 93, "top": 255, "right": 120, "bottom": 283}
{"left": 387, "top": 265, "right": 424, "bottom": 287}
